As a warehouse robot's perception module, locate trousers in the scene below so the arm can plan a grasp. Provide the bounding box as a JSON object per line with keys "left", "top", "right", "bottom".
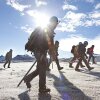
{"left": 25, "top": 50, "right": 47, "bottom": 90}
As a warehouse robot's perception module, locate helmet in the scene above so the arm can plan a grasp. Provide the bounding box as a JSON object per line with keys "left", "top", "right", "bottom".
{"left": 10, "top": 49, "right": 12, "bottom": 51}
{"left": 49, "top": 16, "right": 59, "bottom": 23}
{"left": 84, "top": 41, "right": 88, "bottom": 45}
{"left": 55, "top": 40, "right": 59, "bottom": 44}
{"left": 79, "top": 42, "right": 82, "bottom": 45}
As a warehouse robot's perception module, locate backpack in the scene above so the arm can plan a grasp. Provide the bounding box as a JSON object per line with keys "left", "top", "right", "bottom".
{"left": 25, "top": 27, "right": 48, "bottom": 52}
{"left": 87, "top": 48, "right": 90, "bottom": 54}
{"left": 71, "top": 45, "right": 76, "bottom": 53}
{"left": 5, "top": 52, "right": 9, "bottom": 60}
{"left": 78, "top": 43, "right": 86, "bottom": 55}
{"left": 72, "top": 43, "right": 84, "bottom": 54}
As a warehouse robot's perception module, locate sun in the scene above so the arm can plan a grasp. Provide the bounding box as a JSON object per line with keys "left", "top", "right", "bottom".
{"left": 34, "top": 12, "right": 50, "bottom": 28}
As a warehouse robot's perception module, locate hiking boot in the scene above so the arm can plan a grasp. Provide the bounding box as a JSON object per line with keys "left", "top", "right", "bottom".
{"left": 93, "top": 62, "right": 96, "bottom": 64}
{"left": 75, "top": 69, "right": 80, "bottom": 72}
{"left": 69, "top": 65, "right": 73, "bottom": 68}
{"left": 58, "top": 67, "right": 63, "bottom": 70}
{"left": 24, "top": 78, "right": 31, "bottom": 89}
{"left": 39, "top": 88, "right": 51, "bottom": 93}
{"left": 3, "top": 65, "right": 5, "bottom": 68}
{"left": 81, "top": 65, "right": 85, "bottom": 68}
{"left": 89, "top": 67, "right": 94, "bottom": 71}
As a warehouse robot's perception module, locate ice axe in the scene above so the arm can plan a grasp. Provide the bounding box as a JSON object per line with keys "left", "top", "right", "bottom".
{"left": 17, "top": 60, "right": 37, "bottom": 87}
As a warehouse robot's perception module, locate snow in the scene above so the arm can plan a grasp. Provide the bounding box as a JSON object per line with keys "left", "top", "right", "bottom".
{"left": 0, "top": 61, "right": 100, "bottom": 100}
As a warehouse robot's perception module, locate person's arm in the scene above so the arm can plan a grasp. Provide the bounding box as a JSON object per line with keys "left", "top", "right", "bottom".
{"left": 47, "top": 35, "right": 57, "bottom": 60}
{"left": 48, "top": 42, "right": 57, "bottom": 59}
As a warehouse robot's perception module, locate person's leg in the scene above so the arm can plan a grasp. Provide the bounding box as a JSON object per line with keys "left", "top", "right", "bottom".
{"left": 39, "top": 61, "right": 46, "bottom": 90}
{"left": 46, "top": 57, "right": 52, "bottom": 71}
{"left": 55, "top": 56, "right": 63, "bottom": 70}
{"left": 92, "top": 55, "right": 96, "bottom": 64}
{"left": 24, "top": 67, "right": 39, "bottom": 82}
{"left": 75, "top": 58, "right": 82, "bottom": 71}
{"left": 24, "top": 66, "right": 39, "bottom": 88}
{"left": 79, "top": 62, "right": 85, "bottom": 67}
{"left": 3, "top": 60, "right": 8, "bottom": 68}
{"left": 39, "top": 53, "right": 50, "bottom": 93}
{"left": 69, "top": 56, "right": 76, "bottom": 68}
{"left": 82, "top": 56, "right": 94, "bottom": 70}
{"left": 88, "top": 54, "right": 91, "bottom": 63}
{"left": 24, "top": 51, "right": 40, "bottom": 88}
{"left": 8, "top": 60, "right": 11, "bottom": 68}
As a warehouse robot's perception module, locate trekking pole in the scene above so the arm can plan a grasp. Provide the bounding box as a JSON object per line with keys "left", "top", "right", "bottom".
{"left": 52, "top": 61, "right": 53, "bottom": 69}
{"left": 17, "top": 60, "right": 37, "bottom": 87}
{"left": 50, "top": 56, "right": 53, "bottom": 69}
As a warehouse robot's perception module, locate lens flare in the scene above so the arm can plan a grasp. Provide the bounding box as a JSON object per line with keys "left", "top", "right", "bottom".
{"left": 34, "top": 12, "right": 50, "bottom": 28}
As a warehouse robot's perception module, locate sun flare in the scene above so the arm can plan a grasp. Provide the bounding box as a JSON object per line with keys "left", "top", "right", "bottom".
{"left": 34, "top": 12, "right": 50, "bottom": 28}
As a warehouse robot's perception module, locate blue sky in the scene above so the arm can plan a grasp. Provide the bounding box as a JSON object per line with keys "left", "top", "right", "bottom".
{"left": 0, "top": 0, "right": 100, "bottom": 58}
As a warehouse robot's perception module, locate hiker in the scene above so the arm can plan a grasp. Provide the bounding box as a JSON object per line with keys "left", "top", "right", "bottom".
{"left": 24, "top": 16, "right": 59, "bottom": 93}
{"left": 3, "top": 49, "right": 13, "bottom": 68}
{"left": 87, "top": 45, "right": 96, "bottom": 64}
{"left": 69, "top": 42, "right": 85, "bottom": 68}
{"left": 75, "top": 41, "right": 94, "bottom": 71}
{"left": 47, "top": 40, "right": 63, "bottom": 71}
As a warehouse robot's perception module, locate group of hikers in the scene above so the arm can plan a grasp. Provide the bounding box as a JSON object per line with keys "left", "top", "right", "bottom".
{"left": 69, "top": 42, "right": 96, "bottom": 71}
{"left": 2, "top": 16, "right": 96, "bottom": 94}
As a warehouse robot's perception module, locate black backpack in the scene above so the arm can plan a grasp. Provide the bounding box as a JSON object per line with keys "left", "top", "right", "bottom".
{"left": 25, "top": 27, "right": 48, "bottom": 52}
{"left": 78, "top": 43, "right": 86, "bottom": 54}
{"left": 71, "top": 45, "right": 76, "bottom": 53}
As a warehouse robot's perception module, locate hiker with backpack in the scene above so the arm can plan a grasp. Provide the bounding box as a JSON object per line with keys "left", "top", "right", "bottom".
{"left": 69, "top": 42, "right": 85, "bottom": 68}
{"left": 87, "top": 45, "right": 96, "bottom": 64}
{"left": 3, "top": 49, "right": 13, "bottom": 68}
{"left": 75, "top": 41, "right": 94, "bottom": 71}
{"left": 47, "top": 40, "right": 63, "bottom": 71}
{"left": 24, "top": 16, "right": 59, "bottom": 93}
